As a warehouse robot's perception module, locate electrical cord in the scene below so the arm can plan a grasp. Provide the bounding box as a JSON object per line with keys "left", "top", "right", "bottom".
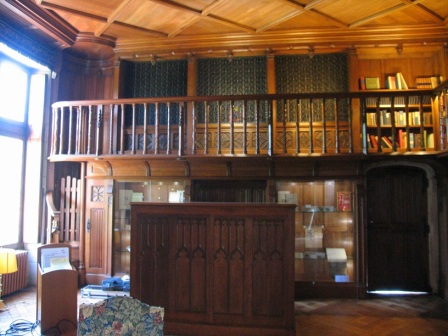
{"left": 0, "top": 319, "right": 41, "bottom": 335}
{"left": 1, "top": 318, "right": 77, "bottom": 336}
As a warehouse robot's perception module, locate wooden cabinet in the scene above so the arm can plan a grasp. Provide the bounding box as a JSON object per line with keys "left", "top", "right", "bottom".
{"left": 130, "top": 202, "right": 296, "bottom": 336}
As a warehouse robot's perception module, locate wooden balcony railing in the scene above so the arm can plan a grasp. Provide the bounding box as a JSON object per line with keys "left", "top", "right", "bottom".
{"left": 49, "top": 88, "right": 448, "bottom": 161}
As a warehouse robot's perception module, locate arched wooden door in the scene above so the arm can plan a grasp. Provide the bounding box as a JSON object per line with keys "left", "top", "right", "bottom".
{"left": 366, "top": 166, "right": 430, "bottom": 292}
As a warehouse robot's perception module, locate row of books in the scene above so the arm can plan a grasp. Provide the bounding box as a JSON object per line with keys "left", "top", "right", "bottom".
{"left": 366, "top": 110, "right": 433, "bottom": 127}
{"left": 416, "top": 76, "right": 444, "bottom": 89}
{"left": 359, "top": 72, "right": 408, "bottom": 90}
{"left": 365, "top": 96, "right": 431, "bottom": 107}
{"left": 385, "top": 72, "right": 408, "bottom": 90}
{"left": 359, "top": 73, "right": 445, "bottom": 90}
{"left": 368, "top": 130, "right": 434, "bottom": 150}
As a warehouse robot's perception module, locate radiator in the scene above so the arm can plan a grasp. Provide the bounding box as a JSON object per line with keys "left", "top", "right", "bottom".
{"left": 2, "top": 250, "right": 28, "bottom": 296}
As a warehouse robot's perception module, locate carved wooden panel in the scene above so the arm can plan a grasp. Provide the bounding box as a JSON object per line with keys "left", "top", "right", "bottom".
{"left": 84, "top": 179, "right": 113, "bottom": 283}
{"left": 88, "top": 208, "right": 105, "bottom": 268}
{"left": 131, "top": 202, "right": 295, "bottom": 336}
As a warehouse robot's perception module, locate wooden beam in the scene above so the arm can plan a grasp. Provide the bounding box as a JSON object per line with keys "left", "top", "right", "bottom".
{"left": 287, "top": 0, "right": 349, "bottom": 29}
{"left": 148, "top": 0, "right": 201, "bottom": 15}
{"left": 4, "top": 0, "right": 78, "bottom": 47}
{"left": 148, "top": 0, "right": 254, "bottom": 36}
{"left": 204, "top": 14, "right": 255, "bottom": 33}
{"left": 276, "top": 0, "right": 305, "bottom": 11}
{"left": 349, "top": 0, "right": 442, "bottom": 28}
{"left": 168, "top": 15, "right": 201, "bottom": 38}
{"left": 397, "top": 0, "right": 443, "bottom": 22}
{"left": 256, "top": 9, "right": 304, "bottom": 33}
{"left": 95, "top": 0, "right": 137, "bottom": 37}
{"left": 308, "top": 9, "right": 348, "bottom": 28}
{"left": 201, "top": 0, "right": 229, "bottom": 16}
{"left": 40, "top": 1, "right": 107, "bottom": 23}
{"left": 349, "top": 3, "right": 406, "bottom": 28}
{"left": 414, "top": 3, "right": 444, "bottom": 23}
{"left": 305, "top": 0, "right": 335, "bottom": 11}
{"left": 113, "top": 21, "right": 167, "bottom": 37}
{"left": 40, "top": 0, "right": 166, "bottom": 38}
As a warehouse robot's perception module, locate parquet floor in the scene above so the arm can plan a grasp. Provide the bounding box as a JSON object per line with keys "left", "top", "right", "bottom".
{"left": 295, "top": 295, "right": 448, "bottom": 335}
{"left": 1, "top": 287, "right": 448, "bottom": 335}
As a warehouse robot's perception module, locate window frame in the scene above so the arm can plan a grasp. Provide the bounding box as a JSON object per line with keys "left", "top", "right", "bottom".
{"left": 0, "top": 46, "right": 50, "bottom": 248}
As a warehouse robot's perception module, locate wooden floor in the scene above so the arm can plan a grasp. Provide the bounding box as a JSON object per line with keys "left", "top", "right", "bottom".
{"left": 295, "top": 295, "right": 448, "bottom": 336}
{"left": 1, "top": 287, "right": 448, "bottom": 335}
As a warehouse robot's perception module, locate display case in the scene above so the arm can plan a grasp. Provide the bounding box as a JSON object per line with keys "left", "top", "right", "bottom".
{"left": 277, "top": 180, "right": 356, "bottom": 284}
{"left": 113, "top": 180, "right": 188, "bottom": 275}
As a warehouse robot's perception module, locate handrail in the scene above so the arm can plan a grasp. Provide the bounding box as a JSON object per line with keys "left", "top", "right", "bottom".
{"left": 51, "top": 90, "right": 435, "bottom": 108}
{"left": 49, "top": 89, "right": 446, "bottom": 159}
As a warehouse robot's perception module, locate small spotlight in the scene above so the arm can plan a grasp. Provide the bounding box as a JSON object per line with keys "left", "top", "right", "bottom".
{"left": 308, "top": 47, "right": 315, "bottom": 59}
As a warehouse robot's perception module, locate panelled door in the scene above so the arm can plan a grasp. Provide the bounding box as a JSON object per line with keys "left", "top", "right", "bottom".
{"left": 366, "top": 166, "right": 430, "bottom": 292}
{"left": 84, "top": 178, "right": 113, "bottom": 283}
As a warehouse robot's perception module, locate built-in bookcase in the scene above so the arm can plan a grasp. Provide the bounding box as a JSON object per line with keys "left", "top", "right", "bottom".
{"left": 436, "top": 88, "right": 448, "bottom": 150}
{"left": 354, "top": 47, "right": 445, "bottom": 152}
{"left": 365, "top": 95, "right": 434, "bottom": 152}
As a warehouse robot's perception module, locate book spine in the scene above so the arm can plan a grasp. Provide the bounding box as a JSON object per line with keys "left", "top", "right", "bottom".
{"left": 359, "top": 77, "right": 366, "bottom": 90}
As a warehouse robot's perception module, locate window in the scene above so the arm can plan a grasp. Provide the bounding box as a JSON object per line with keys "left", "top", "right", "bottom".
{"left": 0, "top": 136, "right": 23, "bottom": 245}
{"left": 0, "top": 60, "right": 27, "bottom": 122}
{"left": 0, "top": 44, "right": 49, "bottom": 247}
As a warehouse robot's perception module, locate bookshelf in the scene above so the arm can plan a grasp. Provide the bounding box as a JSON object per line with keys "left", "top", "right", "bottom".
{"left": 364, "top": 95, "right": 434, "bottom": 152}
{"left": 277, "top": 180, "right": 355, "bottom": 284}
{"left": 436, "top": 87, "right": 447, "bottom": 150}
{"left": 352, "top": 47, "right": 446, "bottom": 152}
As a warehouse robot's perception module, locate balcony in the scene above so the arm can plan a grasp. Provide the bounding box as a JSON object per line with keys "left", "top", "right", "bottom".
{"left": 49, "top": 86, "right": 448, "bottom": 162}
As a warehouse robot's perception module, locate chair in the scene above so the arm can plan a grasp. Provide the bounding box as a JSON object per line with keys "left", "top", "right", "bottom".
{"left": 77, "top": 296, "right": 164, "bottom": 336}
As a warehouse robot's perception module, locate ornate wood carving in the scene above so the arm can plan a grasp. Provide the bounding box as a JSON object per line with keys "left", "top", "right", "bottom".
{"left": 131, "top": 202, "right": 296, "bottom": 336}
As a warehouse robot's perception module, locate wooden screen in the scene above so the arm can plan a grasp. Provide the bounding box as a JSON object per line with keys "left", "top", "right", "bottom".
{"left": 131, "top": 202, "right": 296, "bottom": 336}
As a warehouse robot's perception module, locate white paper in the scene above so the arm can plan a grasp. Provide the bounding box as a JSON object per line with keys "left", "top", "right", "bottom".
{"left": 40, "top": 247, "right": 72, "bottom": 272}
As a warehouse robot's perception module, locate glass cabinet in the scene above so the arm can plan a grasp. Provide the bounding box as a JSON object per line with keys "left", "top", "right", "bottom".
{"left": 113, "top": 180, "right": 188, "bottom": 275}
{"left": 277, "top": 180, "right": 356, "bottom": 283}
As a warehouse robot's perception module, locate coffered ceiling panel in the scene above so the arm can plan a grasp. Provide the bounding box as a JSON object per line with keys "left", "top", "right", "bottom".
{"left": 174, "top": 16, "right": 245, "bottom": 36}
{"left": 42, "top": 0, "right": 123, "bottom": 17}
{"left": 270, "top": 9, "right": 344, "bottom": 31}
{"left": 311, "top": 0, "right": 405, "bottom": 25}
{"left": 117, "top": 0, "right": 194, "bottom": 34}
{"left": 205, "top": 0, "right": 300, "bottom": 31}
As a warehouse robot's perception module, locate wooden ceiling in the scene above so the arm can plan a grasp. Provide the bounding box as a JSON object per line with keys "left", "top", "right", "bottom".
{"left": 1, "top": 0, "right": 448, "bottom": 60}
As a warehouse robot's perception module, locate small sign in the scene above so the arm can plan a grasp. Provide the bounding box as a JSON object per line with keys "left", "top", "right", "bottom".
{"left": 337, "top": 192, "right": 352, "bottom": 211}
